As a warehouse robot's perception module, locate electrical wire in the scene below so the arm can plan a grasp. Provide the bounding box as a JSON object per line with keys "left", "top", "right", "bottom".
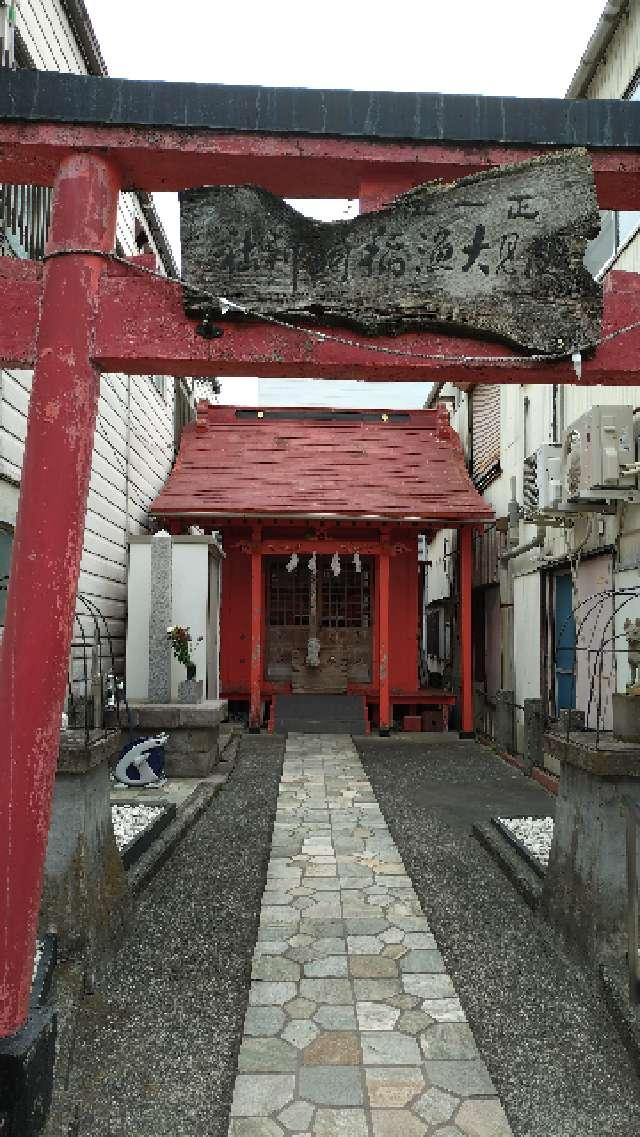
{"left": 42, "top": 247, "right": 638, "bottom": 371}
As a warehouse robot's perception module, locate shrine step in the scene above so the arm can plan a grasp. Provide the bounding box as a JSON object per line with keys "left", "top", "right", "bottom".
{"left": 273, "top": 694, "right": 367, "bottom": 736}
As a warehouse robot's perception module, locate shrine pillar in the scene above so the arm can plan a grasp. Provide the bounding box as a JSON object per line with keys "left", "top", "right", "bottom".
{"left": 0, "top": 153, "right": 120, "bottom": 1036}
{"left": 378, "top": 546, "right": 391, "bottom": 736}
{"left": 459, "top": 526, "right": 475, "bottom": 737}
{"left": 249, "top": 537, "right": 263, "bottom": 731}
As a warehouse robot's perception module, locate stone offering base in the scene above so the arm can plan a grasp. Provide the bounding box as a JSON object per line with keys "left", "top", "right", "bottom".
{"left": 126, "top": 699, "right": 228, "bottom": 777}
{"left": 40, "top": 731, "right": 129, "bottom": 963}
{"left": 542, "top": 729, "right": 640, "bottom": 963}
{"left": 177, "top": 677, "right": 203, "bottom": 704}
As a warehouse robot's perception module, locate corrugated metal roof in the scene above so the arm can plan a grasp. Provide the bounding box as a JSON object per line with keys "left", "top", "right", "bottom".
{"left": 151, "top": 403, "right": 494, "bottom": 524}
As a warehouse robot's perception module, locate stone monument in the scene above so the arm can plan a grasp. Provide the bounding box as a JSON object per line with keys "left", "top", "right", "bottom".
{"left": 127, "top": 530, "right": 227, "bottom": 775}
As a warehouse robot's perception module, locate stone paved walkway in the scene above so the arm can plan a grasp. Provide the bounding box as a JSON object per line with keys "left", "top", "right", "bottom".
{"left": 229, "top": 734, "right": 513, "bottom": 1137}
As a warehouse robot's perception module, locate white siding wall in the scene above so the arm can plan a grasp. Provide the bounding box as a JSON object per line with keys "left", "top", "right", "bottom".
{"left": 585, "top": 2, "right": 640, "bottom": 101}
{"left": 0, "top": 3, "right": 177, "bottom": 688}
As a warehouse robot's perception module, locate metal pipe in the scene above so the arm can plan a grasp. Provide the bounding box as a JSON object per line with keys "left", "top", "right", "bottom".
{"left": 500, "top": 533, "right": 544, "bottom": 563}
{"left": 626, "top": 798, "right": 640, "bottom": 1003}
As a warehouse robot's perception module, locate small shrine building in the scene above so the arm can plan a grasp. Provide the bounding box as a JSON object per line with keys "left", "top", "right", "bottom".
{"left": 151, "top": 402, "right": 493, "bottom": 734}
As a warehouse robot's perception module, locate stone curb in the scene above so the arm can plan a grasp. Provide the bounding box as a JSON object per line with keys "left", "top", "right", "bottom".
{"left": 599, "top": 960, "right": 640, "bottom": 1079}
{"left": 125, "top": 733, "right": 240, "bottom": 895}
{"left": 472, "top": 822, "right": 542, "bottom": 911}
{"left": 127, "top": 764, "right": 233, "bottom": 897}
{"left": 532, "top": 765, "right": 560, "bottom": 796}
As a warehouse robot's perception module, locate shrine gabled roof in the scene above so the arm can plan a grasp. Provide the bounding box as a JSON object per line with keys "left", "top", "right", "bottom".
{"left": 151, "top": 403, "right": 493, "bottom": 525}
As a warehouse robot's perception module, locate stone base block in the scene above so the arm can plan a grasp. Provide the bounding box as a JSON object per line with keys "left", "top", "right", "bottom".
{"left": 558, "top": 708, "right": 585, "bottom": 732}
{"left": 613, "top": 692, "right": 640, "bottom": 742}
{"left": 41, "top": 732, "right": 129, "bottom": 963}
{"left": 126, "top": 700, "right": 228, "bottom": 777}
{"left": 495, "top": 690, "right": 514, "bottom": 753}
{"left": 165, "top": 725, "right": 220, "bottom": 777}
{"left": 0, "top": 1009, "right": 57, "bottom": 1137}
{"left": 542, "top": 760, "right": 640, "bottom": 962}
{"left": 178, "top": 678, "right": 204, "bottom": 704}
{"left": 523, "top": 698, "right": 543, "bottom": 773}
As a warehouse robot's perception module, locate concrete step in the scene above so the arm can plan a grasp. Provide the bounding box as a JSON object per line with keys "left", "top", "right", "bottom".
{"left": 273, "top": 693, "right": 367, "bottom": 735}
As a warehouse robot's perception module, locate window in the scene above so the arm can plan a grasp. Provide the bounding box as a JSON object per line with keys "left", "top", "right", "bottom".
{"left": 267, "top": 559, "right": 310, "bottom": 626}
{"left": 320, "top": 558, "right": 372, "bottom": 629}
{"left": 0, "top": 525, "right": 13, "bottom": 624}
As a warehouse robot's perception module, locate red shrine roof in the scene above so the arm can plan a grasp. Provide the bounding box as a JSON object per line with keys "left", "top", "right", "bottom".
{"left": 151, "top": 403, "right": 493, "bottom": 524}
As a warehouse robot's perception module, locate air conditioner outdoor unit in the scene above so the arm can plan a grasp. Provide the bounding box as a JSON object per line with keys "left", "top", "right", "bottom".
{"left": 523, "top": 444, "right": 563, "bottom": 515}
{"left": 562, "top": 405, "right": 640, "bottom": 504}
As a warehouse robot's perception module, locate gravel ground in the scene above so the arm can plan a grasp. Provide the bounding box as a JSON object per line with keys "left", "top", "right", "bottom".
{"left": 46, "top": 735, "right": 285, "bottom": 1137}
{"left": 355, "top": 737, "right": 640, "bottom": 1137}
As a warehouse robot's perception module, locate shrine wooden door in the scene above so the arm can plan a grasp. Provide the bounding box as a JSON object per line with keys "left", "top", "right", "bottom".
{"left": 265, "top": 555, "right": 373, "bottom": 692}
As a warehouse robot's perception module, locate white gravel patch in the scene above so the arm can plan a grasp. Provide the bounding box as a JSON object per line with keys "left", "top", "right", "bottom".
{"left": 112, "top": 804, "right": 166, "bottom": 851}
{"left": 498, "top": 816, "right": 554, "bottom": 868}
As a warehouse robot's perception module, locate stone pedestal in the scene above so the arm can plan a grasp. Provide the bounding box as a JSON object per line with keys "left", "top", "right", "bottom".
{"left": 0, "top": 1009, "right": 57, "bottom": 1137}
{"left": 40, "top": 731, "right": 129, "bottom": 963}
{"left": 542, "top": 729, "right": 640, "bottom": 963}
{"left": 126, "top": 700, "right": 228, "bottom": 777}
{"left": 613, "top": 692, "right": 640, "bottom": 742}
{"left": 178, "top": 677, "right": 203, "bottom": 704}
{"left": 495, "top": 690, "right": 514, "bottom": 753}
{"left": 558, "top": 708, "right": 585, "bottom": 732}
{"left": 523, "top": 698, "right": 543, "bottom": 773}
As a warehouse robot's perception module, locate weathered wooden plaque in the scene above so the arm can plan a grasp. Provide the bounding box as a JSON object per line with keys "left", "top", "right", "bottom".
{"left": 181, "top": 150, "right": 602, "bottom": 354}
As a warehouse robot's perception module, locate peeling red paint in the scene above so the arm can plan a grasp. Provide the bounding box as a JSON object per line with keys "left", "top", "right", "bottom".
{"left": 4, "top": 264, "right": 640, "bottom": 384}
{"left": 1, "top": 122, "right": 640, "bottom": 208}
{"left": 0, "top": 153, "right": 120, "bottom": 1037}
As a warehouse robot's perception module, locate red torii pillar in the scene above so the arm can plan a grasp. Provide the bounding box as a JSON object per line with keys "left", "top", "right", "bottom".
{"left": 378, "top": 543, "right": 391, "bottom": 736}
{"left": 249, "top": 529, "right": 263, "bottom": 732}
{"left": 0, "top": 153, "right": 120, "bottom": 1037}
{"left": 459, "top": 526, "right": 475, "bottom": 737}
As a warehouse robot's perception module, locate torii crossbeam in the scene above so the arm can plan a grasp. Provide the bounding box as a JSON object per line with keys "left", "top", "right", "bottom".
{"left": 2, "top": 69, "right": 640, "bottom": 1042}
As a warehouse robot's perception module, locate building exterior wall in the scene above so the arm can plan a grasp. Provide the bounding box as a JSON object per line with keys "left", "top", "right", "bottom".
{"left": 423, "top": 6, "right": 640, "bottom": 748}
{"left": 0, "top": 2, "right": 185, "bottom": 690}
{"left": 583, "top": 3, "right": 640, "bottom": 100}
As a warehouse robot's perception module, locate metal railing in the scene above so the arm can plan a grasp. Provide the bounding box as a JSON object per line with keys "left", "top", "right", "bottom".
{"left": 1, "top": 577, "right": 129, "bottom": 745}
{"left": 626, "top": 797, "right": 640, "bottom": 1003}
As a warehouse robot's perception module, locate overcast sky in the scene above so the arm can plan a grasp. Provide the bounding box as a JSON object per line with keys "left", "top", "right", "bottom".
{"left": 83, "top": 0, "right": 607, "bottom": 405}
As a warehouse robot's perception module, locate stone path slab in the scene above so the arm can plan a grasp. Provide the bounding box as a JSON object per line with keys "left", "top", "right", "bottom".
{"left": 229, "top": 734, "right": 513, "bottom": 1137}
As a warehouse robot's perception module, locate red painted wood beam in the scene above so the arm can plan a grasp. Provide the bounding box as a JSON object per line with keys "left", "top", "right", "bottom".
{"left": 459, "top": 527, "right": 474, "bottom": 738}
{"left": 0, "top": 153, "right": 120, "bottom": 1038}
{"left": 249, "top": 542, "right": 263, "bottom": 732}
{"left": 4, "top": 261, "right": 640, "bottom": 385}
{"left": 260, "top": 540, "right": 387, "bottom": 555}
{"left": 92, "top": 267, "right": 640, "bottom": 385}
{"left": 378, "top": 547, "right": 391, "bottom": 736}
{"left": 1, "top": 123, "right": 640, "bottom": 208}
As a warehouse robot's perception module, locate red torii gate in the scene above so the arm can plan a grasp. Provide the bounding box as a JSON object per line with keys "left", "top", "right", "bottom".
{"left": 3, "top": 75, "right": 640, "bottom": 1042}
